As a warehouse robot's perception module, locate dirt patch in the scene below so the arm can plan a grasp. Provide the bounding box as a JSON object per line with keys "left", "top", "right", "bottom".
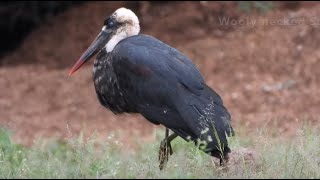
{"left": 0, "top": 2, "right": 319, "bottom": 147}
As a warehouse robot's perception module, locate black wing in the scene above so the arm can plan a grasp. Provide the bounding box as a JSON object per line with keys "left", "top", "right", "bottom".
{"left": 111, "top": 34, "right": 233, "bottom": 155}
{"left": 117, "top": 35, "right": 206, "bottom": 94}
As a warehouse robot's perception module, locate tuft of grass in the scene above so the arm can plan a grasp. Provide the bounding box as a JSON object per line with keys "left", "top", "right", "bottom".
{"left": 0, "top": 125, "right": 319, "bottom": 178}
{"left": 237, "top": 1, "right": 274, "bottom": 13}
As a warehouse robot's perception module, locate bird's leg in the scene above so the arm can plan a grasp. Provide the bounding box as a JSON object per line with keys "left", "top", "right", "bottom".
{"left": 220, "top": 155, "right": 229, "bottom": 166}
{"left": 158, "top": 128, "right": 178, "bottom": 170}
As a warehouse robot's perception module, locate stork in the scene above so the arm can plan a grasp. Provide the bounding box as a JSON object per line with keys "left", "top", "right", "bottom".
{"left": 69, "top": 7, "right": 234, "bottom": 170}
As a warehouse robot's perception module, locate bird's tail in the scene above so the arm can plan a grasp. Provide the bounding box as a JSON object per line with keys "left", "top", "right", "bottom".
{"left": 173, "top": 84, "right": 234, "bottom": 160}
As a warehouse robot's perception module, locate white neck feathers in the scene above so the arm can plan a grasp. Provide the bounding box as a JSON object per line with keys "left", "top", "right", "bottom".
{"left": 105, "top": 7, "right": 140, "bottom": 53}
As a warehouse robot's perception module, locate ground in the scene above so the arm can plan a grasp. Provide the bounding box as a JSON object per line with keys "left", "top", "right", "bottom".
{"left": 0, "top": 1, "right": 319, "bottom": 148}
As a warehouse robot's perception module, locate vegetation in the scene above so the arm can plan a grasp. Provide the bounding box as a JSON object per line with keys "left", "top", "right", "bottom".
{"left": 237, "top": 1, "right": 274, "bottom": 13}
{"left": 0, "top": 124, "right": 319, "bottom": 178}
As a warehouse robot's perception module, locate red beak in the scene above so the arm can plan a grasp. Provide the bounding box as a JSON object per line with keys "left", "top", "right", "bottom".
{"left": 69, "top": 58, "right": 86, "bottom": 76}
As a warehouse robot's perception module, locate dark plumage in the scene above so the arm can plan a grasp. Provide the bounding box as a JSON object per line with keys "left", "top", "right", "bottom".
{"left": 93, "top": 34, "right": 234, "bottom": 159}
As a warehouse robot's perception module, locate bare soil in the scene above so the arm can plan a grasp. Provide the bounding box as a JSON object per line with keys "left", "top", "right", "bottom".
{"left": 1, "top": 2, "right": 319, "bottom": 148}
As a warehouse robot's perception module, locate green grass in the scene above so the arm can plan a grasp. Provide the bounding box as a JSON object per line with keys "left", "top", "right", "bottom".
{"left": 0, "top": 125, "right": 319, "bottom": 178}
{"left": 237, "top": 1, "right": 274, "bottom": 13}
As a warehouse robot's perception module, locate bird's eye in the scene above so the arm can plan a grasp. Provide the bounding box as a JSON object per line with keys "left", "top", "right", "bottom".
{"left": 104, "top": 17, "right": 116, "bottom": 29}
{"left": 107, "top": 20, "right": 115, "bottom": 28}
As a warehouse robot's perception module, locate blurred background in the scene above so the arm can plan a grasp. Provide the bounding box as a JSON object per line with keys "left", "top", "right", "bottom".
{"left": 0, "top": 1, "right": 319, "bottom": 147}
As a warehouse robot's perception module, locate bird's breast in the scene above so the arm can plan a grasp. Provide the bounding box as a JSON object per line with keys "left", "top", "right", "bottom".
{"left": 92, "top": 51, "right": 133, "bottom": 113}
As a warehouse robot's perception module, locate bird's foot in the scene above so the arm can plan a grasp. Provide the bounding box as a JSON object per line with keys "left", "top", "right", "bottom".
{"left": 220, "top": 154, "right": 229, "bottom": 166}
{"left": 210, "top": 153, "right": 230, "bottom": 171}
{"left": 158, "top": 139, "right": 173, "bottom": 170}
{"left": 218, "top": 157, "right": 230, "bottom": 172}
